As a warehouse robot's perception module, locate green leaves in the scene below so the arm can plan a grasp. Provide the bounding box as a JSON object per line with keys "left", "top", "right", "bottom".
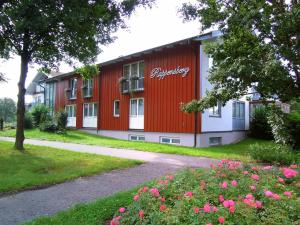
{"left": 180, "top": 0, "right": 300, "bottom": 112}
{"left": 75, "top": 64, "right": 100, "bottom": 80}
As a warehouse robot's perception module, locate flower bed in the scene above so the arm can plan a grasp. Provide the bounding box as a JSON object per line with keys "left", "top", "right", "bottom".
{"left": 111, "top": 160, "right": 300, "bottom": 225}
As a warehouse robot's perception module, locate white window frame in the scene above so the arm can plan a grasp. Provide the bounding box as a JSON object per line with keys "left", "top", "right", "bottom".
{"left": 130, "top": 98, "right": 144, "bottom": 117}
{"left": 65, "top": 105, "right": 76, "bottom": 117}
{"left": 160, "top": 137, "right": 181, "bottom": 145}
{"left": 129, "top": 135, "right": 145, "bottom": 141}
{"left": 82, "top": 79, "right": 93, "bottom": 97}
{"left": 70, "top": 78, "right": 77, "bottom": 99}
{"left": 83, "top": 103, "right": 97, "bottom": 118}
{"left": 209, "top": 102, "right": 221, "bottom": 117}
{"left": 232, "top": 101, "right": 245, "bottom": 119}
{"left": 113, "top": 100, "right": 120, "bottom": 117}
{"left": 123, "top": 61, "right": 144, "bottom": 79}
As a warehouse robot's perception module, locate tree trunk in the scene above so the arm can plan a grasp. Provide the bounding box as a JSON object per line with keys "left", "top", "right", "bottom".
{"left": 15, "top": 55, "right": 29, "bottom": 150}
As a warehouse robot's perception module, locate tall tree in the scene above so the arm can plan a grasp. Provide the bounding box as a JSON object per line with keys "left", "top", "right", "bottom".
{"left": 180, "top": 0, "right": 300, "bottom": 113}
{"left": 0, "top": 97, "right": 16, "bottom": 122}
{"left": 0, "top": 0, "right": 154, "bottom": 150}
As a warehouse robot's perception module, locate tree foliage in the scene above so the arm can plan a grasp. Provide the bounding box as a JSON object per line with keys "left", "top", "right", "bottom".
{"left": 0, "top": 97, "right": 16, "bottom": 122}
{"left": 180, "top": 0, "right": 300, "bottom": 112}
{"left": 0, "top": 0, "right": 154, "bottom": 150}
{"left": 75, "top": 64, "right": 100, "bottom": 80}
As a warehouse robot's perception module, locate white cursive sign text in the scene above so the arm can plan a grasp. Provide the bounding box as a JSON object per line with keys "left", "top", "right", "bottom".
{"left": 150, "top": 66, "right": 190, "bottom": 80}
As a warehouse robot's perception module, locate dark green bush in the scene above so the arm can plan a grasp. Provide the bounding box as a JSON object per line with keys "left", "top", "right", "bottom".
{"left": 24, "top": 112, "right": 33, "bottom": 129}
{"left": 39, "top": 121, "right": 58, "bottom": 133}
{"left": 56, "top": 110, "right": 68, "bottom": 131}
{"left": 31, "top": 104, "right": 50, "bottom": 127}
{"left": 249, "top": 107, "right": 273, "bottom": 139}
{"left": 286, "top": 112, "right": 300, "bottom": 149}
{"left": 249, "top": 143, "right": 299, "bottom": 165}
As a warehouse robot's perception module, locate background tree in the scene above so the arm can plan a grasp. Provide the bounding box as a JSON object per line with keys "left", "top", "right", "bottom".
{"left": 0, "top": 0, "right": 154, "bottom": 150}
{"left": 180, "top": 0, "right": 300, "bottom": 113}
{"left": 0, "top": 97, "right": 16, "bottom": 122}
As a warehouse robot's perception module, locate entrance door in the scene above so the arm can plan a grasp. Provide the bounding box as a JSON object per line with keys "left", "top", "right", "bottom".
{"left": 129, "top": 98, "right": 144, "bottom": 129}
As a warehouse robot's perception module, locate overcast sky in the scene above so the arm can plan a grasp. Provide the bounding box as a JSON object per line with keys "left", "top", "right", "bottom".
{"left": 0, "top": 0, "right": 200, "bottom": 102}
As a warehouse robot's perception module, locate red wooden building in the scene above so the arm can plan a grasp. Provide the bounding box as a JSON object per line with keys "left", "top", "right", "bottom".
{"left": 43, "top": 31, "right": 249, "bottom": 147}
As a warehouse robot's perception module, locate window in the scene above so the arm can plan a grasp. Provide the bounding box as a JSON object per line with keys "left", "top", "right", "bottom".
{"left": 233, "top": 101, "right": 245, "bottom": 119}
{"left": 129, "top": 135, "right": 145, "bottom": 141}
{"left": 82, "top": 79, "right": 93, "bottom": 97}
{"left": 65, "top": 105, "right": 76, "bottom": 117}
{"left": 83, "top": 103, "right": 97, "bottom": 117}
{"left": 122, "top": 61, "right": 144, "bottom": 92}
{"left": 209, "top": 102, "right": 221, "bottom": 117}
{"left": 209, "top": 137, "right": 222, "bottom": 146}
{"left": 130, "top": 98, "right": 144, "bottom": 116}
{"left": 70, "top": 78, "right": 77, "bottom": 99}
{"left": 114, "top": 100, "right": 120, "bottom": 117}
{"left": 160, "top": 137, "right": 181, "bottom": 145}
{"left": 45, "top": 82, "right": 55, "bottom": 116}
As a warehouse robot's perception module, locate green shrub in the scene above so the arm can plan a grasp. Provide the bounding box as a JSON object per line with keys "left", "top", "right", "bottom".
{"left": 56, "top": 110, "right": 68, "bottom": 131}
{"left": 110, "top": 161, "right": 300, "bottom": 225}
{"left": 249, "top": 107, "right": 273, "bottom": 139}
{"left": 249, "top": 143, "right": 299, "bottom": 165}
{"left": 30, "top": 104, "right": 50, "bottom": 127}
{"left": 24, "top": 112, "right": 33, "bottom": 129}
{"left": 39, "top": 121, "right": 58, "bottom": 133}
{"left": 286, "top": 112, "right": 300, "bottom": 150}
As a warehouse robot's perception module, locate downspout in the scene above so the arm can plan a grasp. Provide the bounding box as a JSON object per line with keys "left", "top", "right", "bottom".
{"left": 97, "top": 69, "right": 101, "bottom": 134}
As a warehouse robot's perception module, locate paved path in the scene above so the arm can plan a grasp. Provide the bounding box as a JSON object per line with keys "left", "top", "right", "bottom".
{"left": 0, "top": 137, "right": 218, "bottom": 168}
{"left": 0, "top": 137, "right": 218, "bottom": 225}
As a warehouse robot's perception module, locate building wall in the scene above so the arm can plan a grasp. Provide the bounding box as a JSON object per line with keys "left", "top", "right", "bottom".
{"left": 99, "top": 44, "right": 201, "bottom": 133}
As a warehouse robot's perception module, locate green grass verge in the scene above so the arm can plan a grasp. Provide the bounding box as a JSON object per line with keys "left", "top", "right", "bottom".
{"left": 0, "top": 129, "right": 274, "bottom": 162}
{"left": 23, "top": 187, "right": 140, "bottom": 225}
{"left": 0, "top": 141, "right": 142, "bottom": 193}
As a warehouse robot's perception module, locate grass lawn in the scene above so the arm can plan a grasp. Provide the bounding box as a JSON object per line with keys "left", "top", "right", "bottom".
{"left": 0, "top": 129, "right": 273, "bottom": 162}
{"left": 23, "top": 186, "right": 143, "bottom": 225}
{"left": 0, "top": 141, "right": 141, "bottom": 194}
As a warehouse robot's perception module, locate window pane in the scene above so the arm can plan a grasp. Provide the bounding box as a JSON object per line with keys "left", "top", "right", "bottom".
{"left": 70, "top": 106, "right": 73, "bottom": 117}
{"left": 171, "top": 138, "right": 180, "bottom": 144}
{"left": 73, "top": 106, "right": 76, "bottom": 117}
{"left": 130, "top": 100, "right": 137, "bottom": 116}
{"left": 130, "top": 135, "right": 138, "bottom": 141}
{"left": 93, "top": 104, "right": 97, "bottom": 117}
{"left": 232, "top": 102, "right": 236, "bottom": 117}
{"left": 161, "top": 138, "right": 170, "bottom": 143}
{"left": 131, "top": 63, "right": 138, "bottom": 77}
{"left": 89, "top": 104, "right": 93, "bottom": 117}
{"left": 84, "top": 104, "right": 88, "bottom": 117}
{"left": 138, "top": 136, "right": 145, "bottom": 141}
{"left": 240, "top": 103, "right": 245, "bottom": 118}
{"left": 236, "top": 103, "right": 240, "bottom": 118}
{"left": 123, "top": 65, "right": 130, "bottom": 78}
{"left": 139, "top": 62, "right": 144, "bottom": 78}
{"left": 138, "top": 99, "right": 144, "bottom": 115}
{"left": 114, "top": 101, "right": 120, "bottom": 116}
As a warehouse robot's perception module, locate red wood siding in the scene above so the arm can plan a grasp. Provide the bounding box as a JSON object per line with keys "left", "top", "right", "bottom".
{"left": 99, "top": 44, "right": 201, "bottom": 133}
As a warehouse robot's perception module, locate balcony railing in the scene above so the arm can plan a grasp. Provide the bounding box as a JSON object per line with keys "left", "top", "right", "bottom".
{"left": 121, "top": 77, "right": 144, "bottom": 94}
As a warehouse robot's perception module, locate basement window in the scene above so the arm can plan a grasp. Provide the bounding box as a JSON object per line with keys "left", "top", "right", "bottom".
{"left": 129, "top": 135, "right": 145, "bottom": 141}
{"left": 160, "top": 137, "right": 181, "bottom": 145}
{"left": 209, "top": 137, "right": 222, "bottom": 146}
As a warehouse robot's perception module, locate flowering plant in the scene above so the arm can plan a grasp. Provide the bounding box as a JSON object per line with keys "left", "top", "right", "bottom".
{"left": 111, "top": 160, "right": 299, "bottom": 225}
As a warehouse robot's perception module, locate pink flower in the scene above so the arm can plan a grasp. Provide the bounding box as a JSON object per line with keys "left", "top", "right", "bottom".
{"left": 166, "top": 175, "right": 174, "bottom": 181}
{"left": 119, "top": 207, "right": 126, "bottom": 213}
{"left": 245, "top": 194, "right": 254, "bottom": 200}
{"left": 218, "top": 216, "right": 225, "bottom": 224}
{"left": 206, "top": 224, "right": 212, "bottom": 225}
{"left": 150, "top": 188, "right": 160, "bottom": 197}
{"left": 229, "top": 206, "right": 235, "bottom": 214}
{"left": 251, "top": 174, "right": 260, "bottom": 181}
{"left": 212, "top": 206, "right": 218, "bottom": 212}
{"left": 278, "top": 177, "right": 285, "bottom": 183}
{"left": 243, "top": 171, "right": 249, "bottom": 175}
{"left": 263, "top": 166, "right": 273, "bottom": 170}
{"left": 223, "top": 200, "right": 235, "bottom": 208}
{"left": 134, "top": 195, "right": 140, "bottom": 201}
{"left": 296, "top": 183, "right": 300, "bottom": 188}
{"left": 110, "top": 216, "right": 122, "bottom": 225}
{"left": 231, "top": 180, "right": 238, "bottom": 187}
{"left": 184, "top": 192, "right": 193, "bottom": 198}
{"left": 282, "top": 168, "right": 298, "bottom": 178}
{"left": 139, "top": 210, "right": 144, "bottom": 219}
{"left": 203, "top": 203, "right": 211, "bottom": 213}
{"left": 272, "top": 194, "right": 281, "bottom": 200}
{"left": 255, "top": 201, "right": 263, "bottom": 208}
{"left": 160, "top": 205, "right": 166, "bottom": 212}
{"left": 221, "top": 181, "right": 228, "bottom": 189}
{"left": 194, "top": 207, "right": 200, "bottom": 214}
{"left": 290, "top": 164, "right": 298, "bottom": 169}
{"left": 219, "top": 195, "right": 225, "bottom": 203}
{"left": 250, "top": 185, "right": 256, "bottom": 191}
{"left": 160, "top": 197, "right": 166, "bottom": 202}
{"left": 264, "top": 190, "right": 273, "bottom": 197}
{"left": 283, "top": 191, "right": 292, "bottom": 198}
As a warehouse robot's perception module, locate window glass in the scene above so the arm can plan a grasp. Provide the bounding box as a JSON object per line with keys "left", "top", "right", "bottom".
{"left": 138, "top": 136, "right": 145, "bottom": 141}
{"left": 84, "top": 104, "right": 88, "bottom": 117}
{"left": 130, "top": 135, "right": 138, "bottom": 141}
{"left": 139, "top": 62, "right": 144, "bottom": 78}
{"left": 138, "top": 99, "right": 144, "bottom": 115}
{"left": 130, "top": 100, "right": 137, "bottom": 116}
{"left": 114, "top": 101, "right": 120, "bottom": 116}
{"left": 123, "top": 65, "right": 130, "bottom": 78}
{"left": 93, "top": 104, "right": 97, "bottom": 117}
{"left": 88, "top": 104, "right": 93, "bottom": 117}
{"left": 209, "top": 102, "right": 221, "bottom": 117}
{"left": 73, "top": 105, "right": 76, "bottom": 116}
{"left": 131, "top": 63, "right": 138, "bottom": 77}
{"left": 209, "top": 137, "right": 222, "bottom": 146}
{"left": 171, "top": 138, "right": 180, "bottom": 144}
{"left": 161, "top": 138, "right": 170, "bottom": 143}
